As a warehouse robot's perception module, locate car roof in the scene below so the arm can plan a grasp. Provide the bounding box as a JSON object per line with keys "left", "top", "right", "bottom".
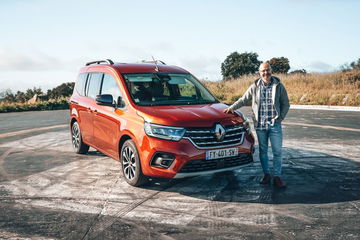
{"left": 113, "top": 63, "right": 189, "bottom": 74}
{"left": 81, "top": 60, "right": 189, "bottom": 74}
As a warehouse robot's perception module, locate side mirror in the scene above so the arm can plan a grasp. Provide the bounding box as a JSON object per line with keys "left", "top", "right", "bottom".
{"left": 116, "top": 96, "right": 126, "bottom": 108}
{"left": 96, "top": 94, "right": 114, "bottom": 107}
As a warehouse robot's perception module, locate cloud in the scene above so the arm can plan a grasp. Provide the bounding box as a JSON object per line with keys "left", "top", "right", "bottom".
{"left": 179, "top": 56, "right": 222, "bottom": 81}
{"left": 0, "top": 70, "right": 75, "bottom": 93}
{"left": 112, "top": 43, "right": 223, "bottom": 80}
{"left": 306, "top": 61, "right": 336, "bottom": 72}
{"left": 0, "top": 48, "right": 64, "bottom": 71}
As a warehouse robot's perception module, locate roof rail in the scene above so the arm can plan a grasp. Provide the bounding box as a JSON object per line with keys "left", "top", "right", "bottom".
{"left": 141, "top": 60, "right": 166, "bottom": 65}
{"left": 85, "top": 59, "right": 114, "bottom": 66}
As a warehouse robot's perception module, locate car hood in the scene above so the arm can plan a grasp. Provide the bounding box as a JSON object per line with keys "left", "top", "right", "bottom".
{"left": 136, "top": 103, "right": 245, "bottom": 127}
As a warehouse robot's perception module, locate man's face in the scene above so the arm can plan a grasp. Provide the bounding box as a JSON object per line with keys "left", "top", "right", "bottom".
{"left": 259, "top": 64, "right": 272, "bottom": 83}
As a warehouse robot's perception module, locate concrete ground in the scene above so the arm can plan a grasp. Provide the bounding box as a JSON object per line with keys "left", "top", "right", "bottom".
{"left": 0, "top": 109, "right": 359, "bottom": 240}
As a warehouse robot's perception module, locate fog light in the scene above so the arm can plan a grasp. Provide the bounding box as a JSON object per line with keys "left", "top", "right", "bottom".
{"left": 151, "top": 153, "right": 175, "bottom": 169}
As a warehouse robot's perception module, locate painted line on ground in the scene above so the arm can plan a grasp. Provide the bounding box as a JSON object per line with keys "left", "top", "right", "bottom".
{"left": 1, "top": 120, "right": 358, "bottom": 140}
{"left": 283, "top": 122, "right": 360, "bottom": 132}
{"left": 0, "top": 124, "right": 68, "bottom": 139}
{"left": 290, "top": 105, "right": 360, "bottom": 112}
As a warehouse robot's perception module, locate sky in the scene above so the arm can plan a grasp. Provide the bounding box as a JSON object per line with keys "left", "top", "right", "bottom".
{"left": 0, "top": 0, "right": 359, "bottom": 93}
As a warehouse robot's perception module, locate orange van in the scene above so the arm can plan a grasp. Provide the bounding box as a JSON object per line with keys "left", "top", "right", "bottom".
{"left": 70, "top": 59, "right": 254, "bottom": 186}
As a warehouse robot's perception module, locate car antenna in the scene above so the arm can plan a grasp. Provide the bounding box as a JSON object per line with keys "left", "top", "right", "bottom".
{"left": 152, "top": 56, "right": 159, "bottom": 72}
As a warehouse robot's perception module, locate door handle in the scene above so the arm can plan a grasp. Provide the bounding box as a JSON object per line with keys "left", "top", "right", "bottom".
{"left": 87, "top": 108, "right": 98, "bottom": 114}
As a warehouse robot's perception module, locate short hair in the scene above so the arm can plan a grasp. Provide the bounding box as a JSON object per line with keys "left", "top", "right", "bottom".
{"left": 259, "top": 62, "right": 272, "bottom": 71}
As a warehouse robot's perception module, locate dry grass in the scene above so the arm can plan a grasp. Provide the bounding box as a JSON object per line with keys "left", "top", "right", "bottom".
{"left": 202, "top": 70, "right": 360, "bottom": 106}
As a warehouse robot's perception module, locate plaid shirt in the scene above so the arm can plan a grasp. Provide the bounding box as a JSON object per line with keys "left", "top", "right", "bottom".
{"left": 257, "top": 78, "right": 277, "bottom": 130}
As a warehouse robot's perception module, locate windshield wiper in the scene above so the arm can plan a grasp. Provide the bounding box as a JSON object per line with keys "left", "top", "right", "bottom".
{"left": 137, "top": 100, "right": 218, "bottom": 106}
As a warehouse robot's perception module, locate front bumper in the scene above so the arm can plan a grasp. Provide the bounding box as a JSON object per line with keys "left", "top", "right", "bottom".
{"left": 139, "top": 133, "right": 254, "bottom": 179}
{"left": 174, "top": 160, "right": 254, "bottom": 178}
{"left": 177, "top": 153, "right": 253, "bottom": 174}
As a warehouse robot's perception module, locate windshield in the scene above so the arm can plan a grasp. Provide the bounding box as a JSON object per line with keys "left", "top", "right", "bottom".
{"left": 123, "top": 73, "right": 218, "bottom": 106}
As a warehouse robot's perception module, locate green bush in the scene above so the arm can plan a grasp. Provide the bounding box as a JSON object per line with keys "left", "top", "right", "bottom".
{"left": 269, "top": 57, "right": 290, "bottom": 74}
{"left": 0, "top": 98, "right": 70, "bottom": 113}
{"left": 221, "top": 52, "right": 261, "bottom": 80}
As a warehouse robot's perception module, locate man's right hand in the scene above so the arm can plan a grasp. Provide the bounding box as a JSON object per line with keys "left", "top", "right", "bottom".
{"left": 223, "top": 108, "right": 234, "bottom": 114}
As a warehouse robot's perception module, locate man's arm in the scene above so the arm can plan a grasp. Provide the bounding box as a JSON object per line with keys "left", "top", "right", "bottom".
{"left": 279, "top": 84, "right": 290, "bottom": 121}
{"left": 223, "top": 84, "right": 254, "bottom": 113}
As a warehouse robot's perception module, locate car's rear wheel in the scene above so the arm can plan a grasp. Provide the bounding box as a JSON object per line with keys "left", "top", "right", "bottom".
{"left": 121, "top": 139, "right": 148, "bottom": 186}
{"left": 71, "top": 121, "right": 89, "bottom": 154}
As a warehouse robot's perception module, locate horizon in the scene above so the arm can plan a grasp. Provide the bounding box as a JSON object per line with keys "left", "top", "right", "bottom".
{"left": 0, "top": 0, "right": 359, "bottom": 92}
{"left": 1, "top": 69, "right": 352, "bottom": 96}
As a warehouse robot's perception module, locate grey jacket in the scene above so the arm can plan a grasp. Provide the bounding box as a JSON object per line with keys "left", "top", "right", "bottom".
{"left": 229, "top": 76, "right": 290, "bottom": 127}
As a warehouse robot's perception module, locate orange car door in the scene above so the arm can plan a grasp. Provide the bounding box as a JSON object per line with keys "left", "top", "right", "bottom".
{"left": 80, "top": 72, "right": 102, "bottom": 144}
{"left": 93, "top": 73, "right": 122, "bottom": 158}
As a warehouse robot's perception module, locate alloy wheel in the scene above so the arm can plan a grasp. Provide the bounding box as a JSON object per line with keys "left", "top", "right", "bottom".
{"left": 122, "top": 145, "right": 137, "bottom": 181}
{"left": 72, "top": 123, "right": 80, "bottom": 150}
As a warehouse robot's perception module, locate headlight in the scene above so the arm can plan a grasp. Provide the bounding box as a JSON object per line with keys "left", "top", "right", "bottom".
{"left": 243, "top": 117, "right": 255, "bottom": 140}
{"left": 234, "top": 110, "right": 244, "bottom": 118}
{"left": 244, "top": 117, "right": 250, "bottom": 130}
{"left": 144, "top": 122, "right": 185, "bottom": 141}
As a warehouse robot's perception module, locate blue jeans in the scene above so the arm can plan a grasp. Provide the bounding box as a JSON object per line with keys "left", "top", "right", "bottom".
{"left": 256, "top": 122, "right": 283, "bottom": 177}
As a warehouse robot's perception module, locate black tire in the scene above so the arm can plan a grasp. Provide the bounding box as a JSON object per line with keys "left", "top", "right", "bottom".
{"left": 120, "top": 139, "right": 148, "bottom": 186}
{"left": 71, "top": 121, "right": 89, "bottom": 154}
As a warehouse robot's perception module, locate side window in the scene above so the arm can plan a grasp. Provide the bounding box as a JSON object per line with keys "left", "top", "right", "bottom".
{"left": 101, "top": 74, "right": 122, "bottom": 103}
{"left": 74, "top": 73, "right": 87, "bottom": 96}
{"left": 86, "top": 73, "right": 103, "bottom": 99}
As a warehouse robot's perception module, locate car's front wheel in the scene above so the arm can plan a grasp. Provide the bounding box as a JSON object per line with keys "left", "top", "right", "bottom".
{"left": 71, "top": 121, "right": 89, "bottom": 154}
{"left": 121, "top": 139, "right": 148, "bottom": 186}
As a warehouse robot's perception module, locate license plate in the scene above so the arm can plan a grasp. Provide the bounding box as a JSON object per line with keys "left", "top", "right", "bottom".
{"left": 206, "top": 147, "right": 238, "bottom": 160}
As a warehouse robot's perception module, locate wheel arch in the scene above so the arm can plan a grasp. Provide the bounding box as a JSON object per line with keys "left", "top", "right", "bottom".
{"left": 70, "top": 117, "right": 77, "bottom": 126}
{"left": 118, "top": 134, "right": 132, "bottom": 160}
{"left": 118, "top": 134, "right": 148, "bottom": 186}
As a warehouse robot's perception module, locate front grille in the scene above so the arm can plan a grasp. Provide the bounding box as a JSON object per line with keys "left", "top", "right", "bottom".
{"left": 179, "top": 153, "right": 253, "bottom": 173}
{"left": 184, "top": 124, "right": 245, "bottom": 149}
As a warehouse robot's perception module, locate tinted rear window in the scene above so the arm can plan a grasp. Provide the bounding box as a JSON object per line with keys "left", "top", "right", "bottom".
{"left": 86, "top": 73, "right": 103, "bottom": 99}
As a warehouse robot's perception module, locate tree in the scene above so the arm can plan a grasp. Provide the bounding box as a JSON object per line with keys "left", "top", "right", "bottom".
{"left": 0, "top": 89, "right": 12, "bottom": 100}
{"left": 25, "top": 87, "right": 43, "bottom": 100}
{"left": 15, "top": 91, "right": 26, "bottom": 103}
{"left": 290, "top": 69, "right": 307, "bottom": 74}
{"left": 47, "top": 82, "right": 75, "bottom": 99}
{"left": 350, "top": 58, "right": 360, "bottom": 70}
{"left": 269, "top": 57, "right": 290, "bottom": 74}
{"left": 0, "top": 89, "right": 16, "bottom": 102}
{"left": 340, "top": 63, "right": 352, "bottom": 72}
{"left": 221, "top": 52, "right": 261, "bottom": 80}
{"left": 340, "top": 58, "right": 360, "bottom": 72}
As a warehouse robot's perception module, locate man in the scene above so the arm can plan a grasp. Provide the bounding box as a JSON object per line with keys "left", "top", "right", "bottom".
{"left": 223, "top": 62, "right": 290, "bottom": 188}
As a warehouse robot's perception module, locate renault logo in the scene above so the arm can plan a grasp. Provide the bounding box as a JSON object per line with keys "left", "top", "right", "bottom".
{"left": 215, "top": 124, "right": 226, "bottom": 142}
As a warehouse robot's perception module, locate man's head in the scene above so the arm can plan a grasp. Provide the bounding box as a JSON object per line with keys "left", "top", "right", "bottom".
{"left": 259, "top": 62, "right": 272, "bottom": 83}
